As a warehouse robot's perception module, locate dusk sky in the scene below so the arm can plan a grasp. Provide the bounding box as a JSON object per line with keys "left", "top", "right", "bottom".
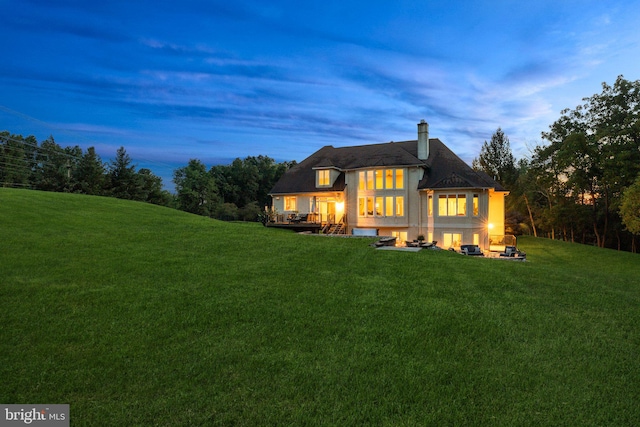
{"left": 1, "top": 0, "right": 639, "bottom": 189}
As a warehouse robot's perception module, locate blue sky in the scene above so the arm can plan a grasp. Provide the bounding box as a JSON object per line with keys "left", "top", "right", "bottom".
{"left": 1, "top": 0, "right": 639, "bottom": 188}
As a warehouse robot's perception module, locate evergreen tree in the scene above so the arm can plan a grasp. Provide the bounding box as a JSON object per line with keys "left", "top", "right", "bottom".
{"left": 74, "top": 147, "right": 105, "bottom": 195}
{"left": 108, "top": 146, "right": 141, "bottom": 200}
{"left": 472, "top": 127, "right": 517, "bottom": 187}
{"left": 0, "top": 132, "right": 31, "bottom": 187}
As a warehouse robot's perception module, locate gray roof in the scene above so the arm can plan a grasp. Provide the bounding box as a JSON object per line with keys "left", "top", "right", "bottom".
{"left": 418, "top": 139, "right": 507, "bottom": 191}
{"left": 269, "top": 138, "right": 507, "bottom": 194}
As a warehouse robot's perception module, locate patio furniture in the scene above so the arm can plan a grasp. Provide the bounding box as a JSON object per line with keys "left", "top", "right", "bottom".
{"left": 499, "top": 246, "right": 526, "bottom": 259}
{"left": 375, "top": 237, "right": 397, "bottom": 247}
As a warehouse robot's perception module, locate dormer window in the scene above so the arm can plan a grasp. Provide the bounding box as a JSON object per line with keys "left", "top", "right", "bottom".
{"left": 317, "top": 169, "right": 331, "bottom": 187}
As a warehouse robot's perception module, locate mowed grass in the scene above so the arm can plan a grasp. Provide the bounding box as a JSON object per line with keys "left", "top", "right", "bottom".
{"left": 1, "top": 188, "right": 639, "bottom": 426}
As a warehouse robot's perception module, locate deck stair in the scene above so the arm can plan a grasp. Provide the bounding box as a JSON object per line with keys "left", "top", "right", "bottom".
{"left": 322, "top": 215, "right": 346, "bottom": 235}
{"left": 327, "top": 223, "right": 345, "bottom": 235}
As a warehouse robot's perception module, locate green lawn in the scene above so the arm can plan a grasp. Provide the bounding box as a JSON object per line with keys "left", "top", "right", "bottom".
{"left": 1, "top": 188, "right": 639, "bottom": 426}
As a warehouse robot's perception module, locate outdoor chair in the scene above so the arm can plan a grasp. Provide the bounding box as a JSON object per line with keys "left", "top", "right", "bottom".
{"left": 460, "top": 244, "right": 483, "bottom": 256}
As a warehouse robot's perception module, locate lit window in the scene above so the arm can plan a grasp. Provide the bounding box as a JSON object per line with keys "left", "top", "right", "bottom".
{"left": 358, "top": 197, "right": 365, "bottom": 216}
{"left": 473, "top": 233, "right": 480, "bottom": 246}
{"left": 448, "top": 196, "right": 457, "bottom": 217}
{"left": 395, "top": 196, "right": 404, "bottom": 216}
{"left": 366, "top": 197, "right": 374, "bottom": 216}
{"left": 375, "top": 170, "right": 384, "bottom": 189}
{"left": 358, "top": 172, "right": 365, "bottom": 191}
{"left": 428, "top": 195, "right": 433, "bottom": 216}
{"left": 318, "top": 170, "right": 330, "bottom": 186}
{"left": 458, "top": 194, "right": 466, "bottom": 216}
{"left": 395, "top": 169, "right": 404, "bottom": 189}
{"left": 443, "top": 233, "right": 462, "bottom": 249}
{"left": 391, "top": 231, "right": 408, "bottom": 244}
{"left": 385, "top": 169, "right": 394, "bottom": 189}
{"left": 385, "top": 196, "right": 394, "bottom": 216}
{"left": 366, "top": 171, "right": 374, "bottom": 190}
{"left": 473, "top": 194, "right": 479, "bottom": 216}
{"left": 284, "top": 196, "right": 297, "bottom": 211}
{"left": 438, "top": 194, "right": 467, "bottom": 216}
{"left": 438, "top": 195, "right": 447, "bottom": 216}
{"left": 375, "top": 197, "right": 383, "bottom": 216}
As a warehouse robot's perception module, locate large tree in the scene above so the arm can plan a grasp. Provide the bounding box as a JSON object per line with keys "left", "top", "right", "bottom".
{"left": 173, "top": 159, "right": 219, "bottom": 216}
{"left": 73, "top": 147, "right": 105, "bottom": 195}
{"left": 137, "top": 168, "right": 173, "bottom": 206}
{"left": 108, "top": 146, "right": 142, "bottom": 200}
{"left": 472, "top": 127, "right": 517, "bottom": 187}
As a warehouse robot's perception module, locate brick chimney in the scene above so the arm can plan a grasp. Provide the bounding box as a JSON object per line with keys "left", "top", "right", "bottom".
{"left": 417, "top": 119, "right": 429, "bottom": 160}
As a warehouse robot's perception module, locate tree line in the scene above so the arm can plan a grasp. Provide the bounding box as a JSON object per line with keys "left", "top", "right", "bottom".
{"left": 0, "top": 132, "right": 294, "bottom": 221}
{"left": 172, "top": 157, "right": 295, "bottom": 221}
{"left": 474, "top": 75, "right": 640, "bottom": 252}
{"left": 0, "top": 134, "right": 173, "bottom": 205}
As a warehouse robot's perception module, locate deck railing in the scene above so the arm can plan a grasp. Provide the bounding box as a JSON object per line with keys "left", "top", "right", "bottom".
{"left": 271, "top": 213, "right": 335, "bottom": 225}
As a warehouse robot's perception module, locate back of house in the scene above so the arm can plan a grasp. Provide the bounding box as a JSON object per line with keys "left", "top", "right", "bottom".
{"left": 269, "top": 120, "right": 508, "bottom": 250}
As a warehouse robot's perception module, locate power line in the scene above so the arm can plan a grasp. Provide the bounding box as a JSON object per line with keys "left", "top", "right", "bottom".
{"left": 0, "top": 105, "right": 180, "bottom": 174}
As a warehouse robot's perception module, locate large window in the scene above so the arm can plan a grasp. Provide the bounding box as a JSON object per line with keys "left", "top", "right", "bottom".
{"left": 284, "top": 196, "right": 297, "bottom": 211}
{"left": 358, "top": 168, "right": 405, "bottom": 190}
{"left": 428, "top": 195, "right": 433, "bottom": 216}
{"left": 358, "top": 197, "right": 381, "bottom": 216}
{"left": 438, "top": 194, "right": 467, "bottom": 216}
{"left": 357, "top": 168, "right": 406, "bottom": 218}
{"left": 358, "top": 195, "right": 405, "bottom": 217}
{"left": 473, "top": 194, "right": 479, "bottom": 216}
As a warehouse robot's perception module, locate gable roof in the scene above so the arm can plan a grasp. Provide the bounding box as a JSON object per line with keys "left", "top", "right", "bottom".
{"left": 269, "top": 138, "right": 507, "bottom": 194}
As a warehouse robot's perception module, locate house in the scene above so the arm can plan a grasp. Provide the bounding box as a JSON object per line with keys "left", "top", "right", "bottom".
{"left": 268, "top": 120, "right": 508, "bottom": 250}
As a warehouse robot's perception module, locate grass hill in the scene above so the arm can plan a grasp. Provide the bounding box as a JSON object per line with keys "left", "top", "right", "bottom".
{"left": 1, "top": 188, "right": 639, "bottom": 426}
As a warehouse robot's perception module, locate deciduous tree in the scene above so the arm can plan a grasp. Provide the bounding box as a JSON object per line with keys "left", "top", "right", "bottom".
{"left": 620, "top": 175, "right": 640, "bottom": 235}
{"left": 540, "top": 75, "right": 640, "bottom": 248}
{"left": 173, "top": 159, "right": 219, "bottom": 216}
